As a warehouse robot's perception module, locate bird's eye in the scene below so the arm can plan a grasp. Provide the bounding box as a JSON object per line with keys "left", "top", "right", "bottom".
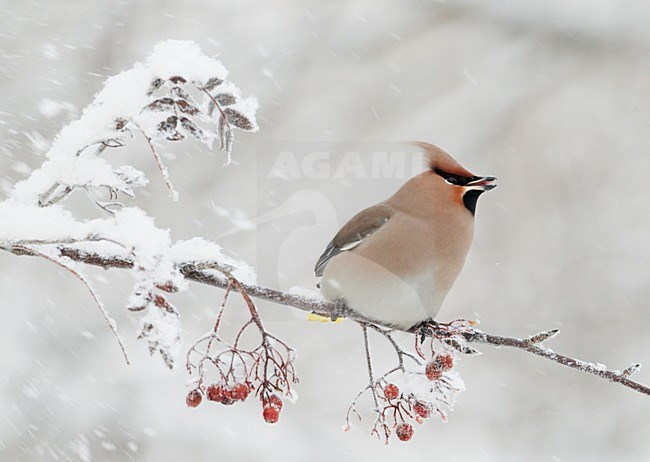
{"left": 446, "top": 175, "right": 459, "bottom": 185}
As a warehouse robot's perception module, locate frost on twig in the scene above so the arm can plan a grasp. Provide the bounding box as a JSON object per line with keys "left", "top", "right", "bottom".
{"left": 621, "top": 364, "right": 641, "bottom": 378}
{"left": 528, "top": 329, "right": 560, "bottom": 345}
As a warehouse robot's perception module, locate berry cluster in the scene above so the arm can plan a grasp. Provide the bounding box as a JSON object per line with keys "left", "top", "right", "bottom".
{"left": 206, "top": 382, "right": 251, "bottom": 405}
{"left": 185, "top": 277, "right": 297, "bottom": 425}
{"left": 371, "top": 380, "right": 436, "bottom": 443}
{"left": 346, "top": 323, "right": 466, "bottom": 445}
{"left": 365, "top": 353, "right": 456, "bottom": 443}
{"left": 186, "top": 382, "right": 286, "bottom": 424}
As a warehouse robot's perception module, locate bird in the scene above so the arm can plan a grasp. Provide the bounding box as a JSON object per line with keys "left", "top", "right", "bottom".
{"left": 314, "top": 142, "right": 496, "bottom": 330}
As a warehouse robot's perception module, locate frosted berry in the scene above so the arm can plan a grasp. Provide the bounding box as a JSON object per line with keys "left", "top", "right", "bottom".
{"left": 425, "top": 361, "right": 442, "bottom": 380}
{"left": 383, "top": 383, "right": 399, "bottom": 400}
{"left": 186, "top": 389, "right": 202, "bottom": 408}
{"left": 263, "top": 405, "right": 280, "bottom": 424}
{"left": 206, "top": 384, "right": 223, "bottom": 401}
{"left": 230, "top": 383, "right": 250, "bottom": 402}
{"left": 396, "top": 423, "right": 414, "bottom": 442}
{"left": 268, "top": 394, "right": 283, "bottom": 410}
{"left": 413, "top": 401, "right": 431, "bottom": 419}
{"left": 207, "top": 384, "right": 234, "bottom": 405}
{"left": 436, "top": 354, "right": 454, "bottom": 371}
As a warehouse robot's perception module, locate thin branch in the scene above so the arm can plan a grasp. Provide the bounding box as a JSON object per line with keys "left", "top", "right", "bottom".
{"left": 130, "top": 121, "right": 179, "bottom": 201}
{"left": 38, "top": 140, "right": 115, "bottom": 207}
{"left": 365, "top": 323, "right": 422, "bottom": 368}
{"left": 11, "top": 244, "right": 130, "bottom": 365}
{"left": 2, "top": 243, "right": 648, "bottom": 397}
{"left": 362, "top": 324, "right": 380, "bottom": 410}
{"left": 465, "top": 330, "right": 648, "bottom": 395}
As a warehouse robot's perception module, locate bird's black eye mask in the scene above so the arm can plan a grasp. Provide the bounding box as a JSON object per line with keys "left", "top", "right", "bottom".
{"left": 434, "top": 168, "right": 480, "bottom": 186}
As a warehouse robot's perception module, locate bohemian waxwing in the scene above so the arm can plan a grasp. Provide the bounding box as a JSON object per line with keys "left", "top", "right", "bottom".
{"left": 315, "top": 142, "right": 496, "bottom": 330}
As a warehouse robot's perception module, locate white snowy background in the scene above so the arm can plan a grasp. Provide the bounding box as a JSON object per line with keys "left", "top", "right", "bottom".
{"left": 1, "top": 1, "right": 650, "bottom": 461}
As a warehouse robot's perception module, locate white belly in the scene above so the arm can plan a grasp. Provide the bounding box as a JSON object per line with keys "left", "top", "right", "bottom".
{"left": 320, "top": 251, "right": 445, "bottom": 329}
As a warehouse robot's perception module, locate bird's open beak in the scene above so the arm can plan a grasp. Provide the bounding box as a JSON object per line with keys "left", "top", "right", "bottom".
{"left": 466, "top": 176, "right": 497, "bottom": 191}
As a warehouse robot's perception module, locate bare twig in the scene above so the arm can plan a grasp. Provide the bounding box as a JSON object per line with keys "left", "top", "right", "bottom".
{"left": 465, "top": 330, "right": 649, "bottom": 395}
{"left": 11, "top": 244, "right": 130, "bottom": 365}
{"left": 2, "top": 243, "right": 649, "bottom": 397}
{"left": 362, "top": 325, "right": 380, "bottom": 410}
{"left": 130, "top": 121, "right": 179, "bottom": 201}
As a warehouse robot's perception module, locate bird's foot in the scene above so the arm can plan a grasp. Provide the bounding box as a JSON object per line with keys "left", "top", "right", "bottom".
{"left": 411, "top": 318, "right": 478, "bottom": 343}
{"left": 311, "top": 298, "right": 349, "bottom": 322}
{"left": 411, "top": 318, "right": 437, "bottom": 343}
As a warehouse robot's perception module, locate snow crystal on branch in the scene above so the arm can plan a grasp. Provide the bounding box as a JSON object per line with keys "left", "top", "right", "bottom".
{"left": 171, "top": 238, "right": 257, "bottom": 285}
{"left": 288, "top": 286, "right": 326, "bottom": 302}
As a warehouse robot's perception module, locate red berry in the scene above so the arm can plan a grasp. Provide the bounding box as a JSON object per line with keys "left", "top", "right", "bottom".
{"left": 263, "top": 405, "right": 280, "bottom": 424}
{"left": 425, "top": 361, "right": 442, "bottom": 380}
{"left": 230, "top": 383, "right": 250, "bottom": 402}
{"left": 413, "top": 401, "right": 431, "bottom": 419}
{"left": 383, "top": 384, "right": 399, "bottom": 400}
{"left": 268, "top": 394, "right": 283, "bottom": 410}
{"left": 436, "top": 354, "right": 454, "bottom": 371}
{"left": 396, "top": 423, "right": 414, "bottom": 442}
{"left": 186, "top": 389, "right": 202, "bottom": 408}
{"left": 207, "top": 384, "right": 234, "bottom": 405}
{"left": 206, "top": 384, "right": 222, "bottom": 401}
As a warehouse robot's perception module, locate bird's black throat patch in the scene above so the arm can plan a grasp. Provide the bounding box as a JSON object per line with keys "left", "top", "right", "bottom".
{"left": 462, "top": 189, "right": 484, "bottom": 215}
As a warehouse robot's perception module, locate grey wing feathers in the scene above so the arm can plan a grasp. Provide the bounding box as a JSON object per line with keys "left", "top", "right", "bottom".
{"left": 314, "top": 204, "right": 392, "bottom": 277}
{"left": 314, "top": 241, "right": 341, "bottom": 277}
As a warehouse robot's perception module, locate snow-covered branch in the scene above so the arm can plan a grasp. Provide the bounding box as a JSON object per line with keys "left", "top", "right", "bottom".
{"left": 0, "top": 39, "right": 259, "bottom": 369}
{"left": 3, "top": 242, "right": 648, "bottom": 399}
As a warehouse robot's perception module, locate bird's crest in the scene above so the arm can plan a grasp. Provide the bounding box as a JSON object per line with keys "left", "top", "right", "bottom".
{"left": 410, "top": 141, "right": 474, "bottom": 177}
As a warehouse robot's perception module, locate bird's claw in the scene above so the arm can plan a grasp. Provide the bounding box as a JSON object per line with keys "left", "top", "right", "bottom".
{"left": 412, "top": 318, "right": 477, "bottom": 343}
{"left": 410, "top": 319, "right": 439, "bottom": 344}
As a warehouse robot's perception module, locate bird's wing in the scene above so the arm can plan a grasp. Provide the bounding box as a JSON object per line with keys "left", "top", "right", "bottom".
{"left": 314, "top": 204, "right": 392, "bottom": 277}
